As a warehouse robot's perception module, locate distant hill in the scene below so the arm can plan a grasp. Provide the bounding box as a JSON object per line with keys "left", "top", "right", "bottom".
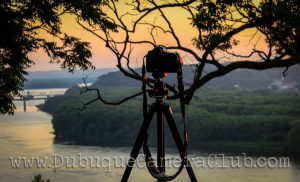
{"left": 92, "top": 65, "right": 300, "bottom": 90}
{"left": 24, "top": 68, "right": 116, "bottom": 89}
{"left": 24, "top": 65, "right": 300, "bottom": 90}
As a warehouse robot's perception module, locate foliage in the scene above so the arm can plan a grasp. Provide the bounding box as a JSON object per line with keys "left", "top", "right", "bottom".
{"left": 40, "top": 88, "right": 300, "bottom": 156}
{"left": 2, "top": 0, "right": 299, "bottom": 118}
{"left": 32, "top": 174, "right": 50, "bottom": 182}
{"left": 286, "top": 121, "right": 300, "bottom": 156}
{"left": 193, "top": 0, "right": 300, "bottom": 54}
{"left": 76, "top": 0, "right": 299, "bottom": 104}
{"left": 0, "top": 0, "right": 116, "bottom": 115}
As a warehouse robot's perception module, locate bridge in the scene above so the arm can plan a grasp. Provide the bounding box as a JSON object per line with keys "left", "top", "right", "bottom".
{"left": 14, "top": 88, "right": 67, "bottom": 112}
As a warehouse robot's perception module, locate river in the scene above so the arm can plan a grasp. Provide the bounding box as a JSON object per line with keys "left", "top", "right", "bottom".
{"left": 0, "top": 100, "right": 299, "bottom": 182}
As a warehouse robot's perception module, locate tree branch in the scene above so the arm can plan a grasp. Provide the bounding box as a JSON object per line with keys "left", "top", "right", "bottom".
{"left": 185, "top": 59, "right": 298, "bottom": 103}
{"left": 75, "top": 77, "right": 149, "bottom": 110}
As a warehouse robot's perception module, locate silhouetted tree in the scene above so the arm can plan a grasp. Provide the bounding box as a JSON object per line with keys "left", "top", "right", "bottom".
{"left": 2, "top": 0, "right": 300, "bottom": 113}
{"left": 77, "top": 0, "right": 299, "bottom": 107}
{"left": 0, "top": 0, "right": 116, "bottom": 114}
{"left": 32, "top": 174, "right": 50, "bottom": 182}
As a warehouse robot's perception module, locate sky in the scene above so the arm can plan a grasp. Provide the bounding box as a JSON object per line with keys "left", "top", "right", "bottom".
{"left": 28, "top": 14, "right": 117, "bottom": 71}
{"left": 28, "top": 1, "right": 266, "bottom": 71}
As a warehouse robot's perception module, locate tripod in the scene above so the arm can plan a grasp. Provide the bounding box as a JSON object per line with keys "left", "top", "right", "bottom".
{"left": 121, "top": 77, "right": 197, "bottom": 182}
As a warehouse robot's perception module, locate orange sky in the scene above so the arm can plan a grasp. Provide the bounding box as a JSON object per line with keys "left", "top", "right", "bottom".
{"left": 28, "top": 1, "right": 266, "bottom": 71}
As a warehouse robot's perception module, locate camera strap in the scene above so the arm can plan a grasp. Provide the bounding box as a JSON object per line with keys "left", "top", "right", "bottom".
{"left": 177, "top": 67, "right": 189, "bottom": 163}
{"left": 141, "top": 60, "right": 187, "bottom": 181}
{"left": 142, "top": 59, "right": 148, "bottom": 119}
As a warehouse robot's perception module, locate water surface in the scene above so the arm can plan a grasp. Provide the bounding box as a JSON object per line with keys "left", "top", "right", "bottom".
{"left": 0, "top": 100, "right": 299, "bottom": 182}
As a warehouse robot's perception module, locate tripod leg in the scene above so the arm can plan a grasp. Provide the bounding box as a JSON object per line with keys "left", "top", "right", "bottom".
{"left": 164, "top": 105, "right": 198, "bottom": 182}
{"left": 157, "top": 104, "right": 165, "bottom": 182}
{"left": 121, "top": 104, "right": 156, "bottom": 182}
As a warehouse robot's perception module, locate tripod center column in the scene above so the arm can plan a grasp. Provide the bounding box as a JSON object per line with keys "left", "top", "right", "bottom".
{"left": 157, "top": 101, "right": 165, "bottom": 182}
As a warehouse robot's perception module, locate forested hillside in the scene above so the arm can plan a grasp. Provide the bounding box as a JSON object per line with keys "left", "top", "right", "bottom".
{"left": 40, "top": 88, "right": 300, "bottom": 157}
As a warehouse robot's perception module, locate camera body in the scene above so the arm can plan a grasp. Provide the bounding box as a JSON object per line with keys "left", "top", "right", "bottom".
{"left": 146, "top": 46, "right": 182, "bottom": 73}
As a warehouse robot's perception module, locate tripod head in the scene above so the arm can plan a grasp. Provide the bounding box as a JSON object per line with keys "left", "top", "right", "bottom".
{"left": 148, "top": 74, "right": 169, "bottom": 101}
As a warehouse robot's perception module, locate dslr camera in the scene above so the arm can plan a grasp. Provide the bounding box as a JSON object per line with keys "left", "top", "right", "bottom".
{"left": 145, "top": 46, "right": 182, "bottom": 74}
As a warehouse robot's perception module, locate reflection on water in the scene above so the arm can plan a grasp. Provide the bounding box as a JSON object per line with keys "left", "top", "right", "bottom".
{"left": 0, "top": 101, "right": 299, "bottom": 182}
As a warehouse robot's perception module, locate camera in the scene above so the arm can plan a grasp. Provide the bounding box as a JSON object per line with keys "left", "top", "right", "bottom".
{"left": 145, "top": 46, "right": 182, "bottom": 73}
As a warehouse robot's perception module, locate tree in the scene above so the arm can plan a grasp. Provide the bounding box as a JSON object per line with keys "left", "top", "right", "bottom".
{"left": 32, "top": 174, "right": 50, "bottom": 182}
{"left": 2, "top": 0, "right": 299, "bottom": 114}
{"left": 0, "top": 0, "right": 116, "bottom": 114}
{"left": 77, "top": 0, "right": 299, "bottom": 107}
{"left": 287, "top": 122, "right": 300, "bottom": 156}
